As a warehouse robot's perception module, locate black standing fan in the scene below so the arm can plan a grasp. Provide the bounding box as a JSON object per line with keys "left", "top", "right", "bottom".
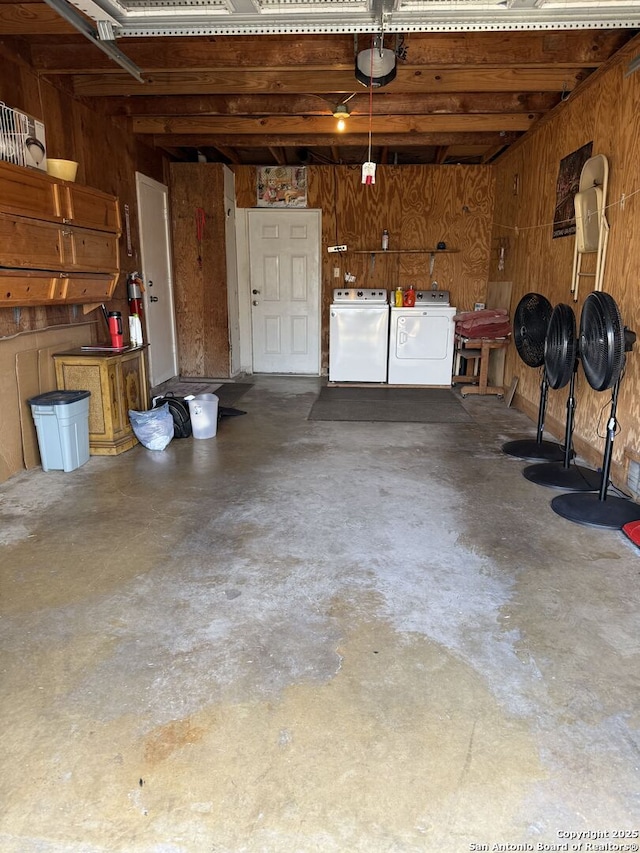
{"left": 551, "top": 291, "right": 640, "bottom": 528}
{"left": 523, "top": 303, "right": 600, "bottom": 491}
{"left": 502, "top": 293, "right": 566, "bottom": 461}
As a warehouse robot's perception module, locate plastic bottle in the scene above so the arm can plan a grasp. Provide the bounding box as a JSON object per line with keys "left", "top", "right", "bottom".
{"left": 395, "top": 287, "right": 404, "bottom": 307}
{"left": 403, "top": 285, "right": 416, "bottom": 307}
{"left": 382, "top": 229, "right": 389, "bottom": 251}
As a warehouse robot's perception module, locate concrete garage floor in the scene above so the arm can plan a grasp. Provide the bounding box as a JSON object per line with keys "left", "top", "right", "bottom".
{"left": 1, "top": 375, "right": 639, "bottom": 853}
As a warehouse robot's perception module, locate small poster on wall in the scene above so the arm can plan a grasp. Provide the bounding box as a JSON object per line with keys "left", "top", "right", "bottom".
{"left": 553, "top": 141, "right": 593, "bottom": 239}
{"left": 257, "top": 166, "right": 307, "bottom": 207}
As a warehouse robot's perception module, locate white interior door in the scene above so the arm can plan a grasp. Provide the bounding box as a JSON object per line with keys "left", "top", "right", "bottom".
{"left": 135, "top": 172, "right": 178, "bottom": 386}
{"left": 248, "top": 209, "right": 320, "bottom": 374}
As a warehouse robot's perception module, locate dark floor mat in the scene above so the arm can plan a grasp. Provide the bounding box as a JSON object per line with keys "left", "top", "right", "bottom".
{"left": 215, "top": 383, "right": 253, "bottom": 406}
{"left": 308, "top": 386, "right": 472, "bottom": 423}
{"left": 152, "top": 380, "right": 253, "bottom": 408}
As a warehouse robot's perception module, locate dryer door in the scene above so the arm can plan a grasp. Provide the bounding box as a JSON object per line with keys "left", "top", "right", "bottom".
{"left": 395, "top": 311, "right": 451, "bottom": 361}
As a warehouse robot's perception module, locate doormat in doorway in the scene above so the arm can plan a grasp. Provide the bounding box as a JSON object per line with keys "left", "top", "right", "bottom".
{"left": 152, "top": 380, "right": 220, "bottom": 398}
{"left": 215, "top": 383, "right": 253, "bottom": 407}
{"left": 151, "top": 380, "right": 253, "bottom": 407}
{"left": 308, "top": 386, "right": 472, "bottom": 423}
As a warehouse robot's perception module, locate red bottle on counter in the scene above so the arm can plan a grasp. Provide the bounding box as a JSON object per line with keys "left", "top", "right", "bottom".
{"left": 403, "top": 286, "right": 416, "bottom": 307}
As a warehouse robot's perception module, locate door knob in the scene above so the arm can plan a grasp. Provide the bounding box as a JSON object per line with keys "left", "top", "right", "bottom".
{"left": 148, "top": 280, "right": 153, "bottom": 287}
{"left": 252, "top": 289, "right": 260, "bottom": 295}
{"left": 150, "top": 296, "right": 159, "bottom": 303}
{"left": 252, "top": 300, "right": 259, "bottom": 306}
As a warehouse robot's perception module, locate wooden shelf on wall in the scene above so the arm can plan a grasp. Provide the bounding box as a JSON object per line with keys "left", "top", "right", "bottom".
{"left": 351, "top": 249, "right": 459, "bottom": 255}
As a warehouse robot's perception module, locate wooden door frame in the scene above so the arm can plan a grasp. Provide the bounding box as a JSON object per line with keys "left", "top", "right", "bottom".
{"left": 135, "top": 172, "right": 179, "bottom": 387}
{"left": 241, "top": 207, "right": 322, "bottom": 375}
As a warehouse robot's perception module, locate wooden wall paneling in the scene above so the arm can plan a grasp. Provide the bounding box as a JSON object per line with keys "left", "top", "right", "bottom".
{"left": 491, "top": 36, "right": 640, "bottom": 486}
{"left": 169, "top": 163, "right": 230, "bottom": 377}
{"left": 232, "top": 163, "right": 494, "bottom": 370}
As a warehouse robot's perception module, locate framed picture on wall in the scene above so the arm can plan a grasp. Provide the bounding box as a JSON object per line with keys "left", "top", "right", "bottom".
{"left": 257, "top": 166, "right": 307, "bottom": 208}
{"left": 553, "top": 141, "right": 593, "bottom": 239}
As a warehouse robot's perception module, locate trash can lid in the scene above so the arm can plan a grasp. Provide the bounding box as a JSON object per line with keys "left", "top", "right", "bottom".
{"left": 28, "top": 390, "right": 91, "bottom": 406}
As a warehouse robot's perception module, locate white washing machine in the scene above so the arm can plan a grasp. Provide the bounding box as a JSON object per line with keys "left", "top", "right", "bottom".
{"left": 329, "top": 288, "right": 389, "bottom": 382}
{"left": 388, "top": 290, "right": 456, "bottom": 385}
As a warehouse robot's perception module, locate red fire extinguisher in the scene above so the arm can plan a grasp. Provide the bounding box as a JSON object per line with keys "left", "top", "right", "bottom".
{"left": 127, "top": 272, "right": 145, "bottom": 320}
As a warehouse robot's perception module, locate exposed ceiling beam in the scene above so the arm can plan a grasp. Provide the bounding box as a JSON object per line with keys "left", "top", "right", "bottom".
{"left": 21, "top": 30, "right": 631, "bottom": 69}
{"left": 97, "top": 92, "right": 561, "bottom": 117}
{"left": 133, "top": 114, "right": 538, "bottom": 134}
{"left": 153, "top": 131, "right": 521, "bottom": 148}
{"left": 72, "top": 66, "right": 588, "bottom": 97}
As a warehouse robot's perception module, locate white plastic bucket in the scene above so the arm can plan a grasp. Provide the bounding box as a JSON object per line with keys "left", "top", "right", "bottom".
{"left": 187, "top": 393, "right": 219, "bottom": 439}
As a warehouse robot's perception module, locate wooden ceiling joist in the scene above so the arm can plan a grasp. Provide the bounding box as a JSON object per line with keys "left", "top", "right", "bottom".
{"left": 20, "top": 30, "right": 631, "bottom": 69}
{"left": 72, "top": 67, "right": 588, "bottom": 98}
{"left": 154, "top": 131, "right": 521, "bottom": 148}
{"left": 133, "top": 114, "right": 538, "bottom": 135}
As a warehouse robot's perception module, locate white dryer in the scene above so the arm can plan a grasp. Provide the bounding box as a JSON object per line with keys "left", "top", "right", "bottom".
{"left": 388, "top": 290, "right": 456, "bottom": 386}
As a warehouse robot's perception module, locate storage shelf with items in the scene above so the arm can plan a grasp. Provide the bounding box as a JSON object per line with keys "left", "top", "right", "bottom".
{"left": 348, "top": 248, "right": 460, "bottom": 292}
{"left": 351, "top": 249, "right": 459, "bottom": 254}
{"left": 0, "top": 160, "right": 121, "bottom": 308}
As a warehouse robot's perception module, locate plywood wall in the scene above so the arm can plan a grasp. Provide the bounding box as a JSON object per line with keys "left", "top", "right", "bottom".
{"left": 234, "top": 164, "right": 495, "bottom": 368}
{"left": 169, "top": 164, "right": 230, "bottom": 377}
{"left": 489, "top": 33, "right": 640, "bottom": 483}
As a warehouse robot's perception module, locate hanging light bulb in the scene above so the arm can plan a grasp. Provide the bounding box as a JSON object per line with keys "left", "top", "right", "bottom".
{"left": 333, "top": 104, "right": 350, "bottom": 132}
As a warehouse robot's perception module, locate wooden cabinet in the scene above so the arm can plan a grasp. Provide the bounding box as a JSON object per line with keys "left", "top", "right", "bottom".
{"left": 54, "top": 346, "right": 148, "bottom": 455}
{"left": 0, "top": 160, "right": 121, "bottom": 308}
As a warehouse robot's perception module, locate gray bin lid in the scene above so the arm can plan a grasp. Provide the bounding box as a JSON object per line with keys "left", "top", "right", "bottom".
{"left": 28, "top": 390, "right": 91, "bottom": 406}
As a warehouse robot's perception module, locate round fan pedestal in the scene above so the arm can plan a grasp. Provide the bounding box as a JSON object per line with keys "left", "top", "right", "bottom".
{"left": 502, "top": 438, "right": 566, "bottom": 462}
{"left": 551, "top": 293, "right": 638, "bottom": 529}
{"left": 551, "top": 492, "right": 640, "bottom": 529}
{"left": 523, "top": 461, "right": 600, "bottom": 491}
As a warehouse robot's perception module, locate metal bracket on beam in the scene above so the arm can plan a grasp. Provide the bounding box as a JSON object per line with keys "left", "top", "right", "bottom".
{"left": 41, "top": 0, "right": 144, "bottom": 82}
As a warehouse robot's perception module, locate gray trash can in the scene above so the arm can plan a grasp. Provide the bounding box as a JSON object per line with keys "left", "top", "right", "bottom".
{"left": 28, "top": 390, "right": 91, "bottom": 472}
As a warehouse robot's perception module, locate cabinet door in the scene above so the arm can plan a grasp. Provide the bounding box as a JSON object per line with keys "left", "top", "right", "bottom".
{"left": 0, "top": 270, "right": 59, "bottom": 304}
{"left": 121, "top": 352, "right": 147, "bottom": 412}
{"left": 61, "top": 184, "right": 120, "bottom": 233}
{"left": 107, "top": 362, "right": 126, "bottom": 435}
{"left": 0, "top": 160, "right": 61, "bottom": 222}
{"left": 0, "top": 213, "right": 63, "bottom": 269}
{"left": 63, "top": 228, "right": 120, "bottom": 273}
{"left": 63, "top": 273, "right": 116, "bottom": 302}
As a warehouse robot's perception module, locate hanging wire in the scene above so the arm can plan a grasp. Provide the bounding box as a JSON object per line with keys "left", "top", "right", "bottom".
{"left": 493, "top": 186, "right": 640, "bottom": 235}
{"left": 367, "top": 35, "right": 374, "bottom": 165}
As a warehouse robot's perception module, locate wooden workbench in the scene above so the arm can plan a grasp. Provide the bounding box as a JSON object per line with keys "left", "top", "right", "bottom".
{"left": 452, "top": 336, "right": 510, "bottom": 397}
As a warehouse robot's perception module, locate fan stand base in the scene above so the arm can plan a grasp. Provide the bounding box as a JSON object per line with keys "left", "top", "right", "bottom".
{"left": 502, "top": 438, "right": 568, "bottom": 462}
{"left": 523, "top": 462, "right": 601, "bottom": 492}
{"left": 551, "top": 492, "right": 640, "bottom": 529}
